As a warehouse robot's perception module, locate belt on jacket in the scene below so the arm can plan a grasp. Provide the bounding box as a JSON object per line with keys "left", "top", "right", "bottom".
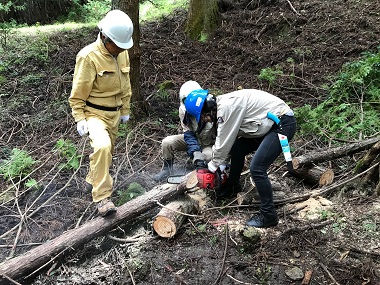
{"left": 86, "top": 101, "right": 122, "bottom": 111}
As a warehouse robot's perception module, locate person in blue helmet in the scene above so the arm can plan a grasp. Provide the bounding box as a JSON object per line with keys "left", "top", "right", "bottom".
{"left": 153, "top": 81, "right": 217, "bottom": 182}
{"left": 184, "top": 88, "right": 297, "bottom": 228}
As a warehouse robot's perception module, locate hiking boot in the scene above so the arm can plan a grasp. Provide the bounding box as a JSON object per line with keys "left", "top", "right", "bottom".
{"left": 97, "top": 198, "right": 117, "bottom": 217}
{"left": 215, "top": 181, "right": 242, "bottom": 200}
{"left": 246, "top": 212, "right": 279, "bottom": 228}
{"left": 153, "top": 159, "right": 173, "bottom": 182}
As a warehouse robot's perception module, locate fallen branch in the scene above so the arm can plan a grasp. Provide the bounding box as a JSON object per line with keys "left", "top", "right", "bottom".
{"left": 292, "top": 136, "right": 379, "bottom": 169}
{"left": 0, "top": 183, "right": 187, "bottom": 284}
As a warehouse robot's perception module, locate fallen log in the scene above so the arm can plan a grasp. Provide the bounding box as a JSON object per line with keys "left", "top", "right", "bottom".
{"left": 355, "top": 140, "right": 380, "bottom": 174}
{"left": 0, "top": 183, "right": 188, "bottom": 284}
{"left": 292, "top": 136, "right": 380, "bottom": 169}
{"left": 291, "top": 165, "right": 334, "bottom": 186}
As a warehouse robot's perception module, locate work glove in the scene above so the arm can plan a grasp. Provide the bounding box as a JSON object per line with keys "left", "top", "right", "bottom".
{"left": 77, "top": 119, "right": 88, "bottom": 136}
{"left": 120, "top": 115, "right": 130, "bottom": 124}
{"left": 219, "top": 164, "right": 227, "bottom": 172}
{"left": 207, "top": 161, "right": 218, "bottom": 173}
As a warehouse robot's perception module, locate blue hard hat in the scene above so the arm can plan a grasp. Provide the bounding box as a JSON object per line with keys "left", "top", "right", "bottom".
{"left": 184, "top": 89, "right": 209, "bottom": 122}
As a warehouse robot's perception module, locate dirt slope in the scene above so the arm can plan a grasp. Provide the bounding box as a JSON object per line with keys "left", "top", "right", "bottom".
{"left": 0, "top": 0, "right": 380, "bottom": 284}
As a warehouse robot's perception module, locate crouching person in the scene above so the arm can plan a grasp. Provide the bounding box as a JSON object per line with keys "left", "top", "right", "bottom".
{"left": 154, "top": 81, "right": 217, "bottom": 182}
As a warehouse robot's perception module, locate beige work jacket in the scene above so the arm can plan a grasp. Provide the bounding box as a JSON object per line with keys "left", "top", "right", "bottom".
{"left": 212, "top": 89, "right": 292, "bottom": 165}
{"left": 69, "top": 36, "right": 132, "bottom": 122}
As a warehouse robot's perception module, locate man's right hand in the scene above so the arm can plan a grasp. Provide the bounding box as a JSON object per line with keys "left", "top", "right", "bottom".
{"left": 77, "top": 119, "right": 88, "bottom": 136}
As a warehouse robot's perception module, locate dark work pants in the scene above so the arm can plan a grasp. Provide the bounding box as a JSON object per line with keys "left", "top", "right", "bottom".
{"left": 228, "top": 115, "right": 297, "bottom": 214}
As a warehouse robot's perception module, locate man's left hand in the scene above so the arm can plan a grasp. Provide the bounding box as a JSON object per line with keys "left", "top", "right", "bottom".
{"left": 120, "top": 115, "right": 130, "bottom": 124}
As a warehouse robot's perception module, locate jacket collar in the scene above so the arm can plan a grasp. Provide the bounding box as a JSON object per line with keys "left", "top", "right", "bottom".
{"left": 96, "top": 34, "right": 113, "bottom": 57}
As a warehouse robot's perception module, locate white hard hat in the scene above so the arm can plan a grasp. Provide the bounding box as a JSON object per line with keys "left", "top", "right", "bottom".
{"left": 98, "top": 10, "right": 134, "bottom": 49}
{"left": 179, "top": 81, "right": 202, "bottom": 105}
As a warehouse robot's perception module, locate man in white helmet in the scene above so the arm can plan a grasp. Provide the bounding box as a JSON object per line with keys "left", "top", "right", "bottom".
{"left": 68, "top": 10, "right": 134, "bottom": 217}
{"left": 153, "top": 81, "right": 217, "bottom": 182}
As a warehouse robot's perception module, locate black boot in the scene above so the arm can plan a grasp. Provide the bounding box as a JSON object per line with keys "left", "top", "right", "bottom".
{"left": 215, "top": 180, "right": 242, "bottom": 200}
{"left": 153, "top": 159, "right": 173, "bottom": 182}
{"left": 246, "top": 211, "right": 279, "bottom": 228}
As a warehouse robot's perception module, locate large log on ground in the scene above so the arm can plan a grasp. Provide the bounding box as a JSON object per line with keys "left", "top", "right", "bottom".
{"left": 153, "top": 197, "right": 197, "bottom": 238}
{"left": 291, "top": 165, "right": 334, "bottom": 186}
{"left": 0, "top": 183, "right": 188, "bottom": 284}
{"left": 292, "top": 136, "right": 380, "bottom": 169}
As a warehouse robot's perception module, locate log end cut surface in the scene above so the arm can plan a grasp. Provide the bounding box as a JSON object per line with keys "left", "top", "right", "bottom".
{"left": 153, "top": 216, "right": 177, "bottom": 238}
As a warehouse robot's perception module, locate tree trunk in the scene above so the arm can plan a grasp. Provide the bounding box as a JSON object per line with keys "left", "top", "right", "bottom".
{"left": 186, "top": 0, "right": 219, "bottom": 40}
{"left": 112, "top": 0, "right": 149, "bottom": 115}
{"left": 0, "top": 183, "right": 187, "bottom": 284}
{"left": 292, "top": 136, "right": 380, "bottom": 169}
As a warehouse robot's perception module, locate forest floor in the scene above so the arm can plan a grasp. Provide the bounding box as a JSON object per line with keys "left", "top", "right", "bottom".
{"left": 1, "top": 0, "right": 380, "bottom": 284}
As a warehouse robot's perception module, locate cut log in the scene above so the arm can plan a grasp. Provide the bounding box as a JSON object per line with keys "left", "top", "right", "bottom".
{"left": 292, "top": 136, "right": 380, "bottom": 169}
{"left": 291, "top": 165, "right": 334, "bottom": 186}
{"left": 0, "top": 183, "right": 188, "bottom": 284}
{"left": 153, "top": 197, "right": 196, "bottom": 238}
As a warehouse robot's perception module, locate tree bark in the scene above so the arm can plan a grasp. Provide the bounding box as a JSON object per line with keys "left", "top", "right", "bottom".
{"left": 292, "top": 136, "right": 380, "bottom": 169}
{"left": 186, "top": 0, "right": 219, "bottom": 40}
{"left": 0, "top": 183, "right": 187, "bottom": 284}
{"left": 112, "top": 0, "right": 148, "bottom": 115}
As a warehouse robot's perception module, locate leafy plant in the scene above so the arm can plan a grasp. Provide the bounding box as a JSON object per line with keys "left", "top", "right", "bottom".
{"left": 54, "top": 139, "right": 80, "bottom": 170}
{"left": 117, "top": 182, "right": 146, "bottom": 206}
{"left": 0, "top": 148, "right": 37, "bottom": 180}
{"left": 258, "top": 66, "right": 283, "bottom": 86}
{"left": 295, "top": 48, "right": 380, "bottom": 141}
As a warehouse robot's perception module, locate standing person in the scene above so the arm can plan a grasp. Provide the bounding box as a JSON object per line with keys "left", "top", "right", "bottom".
{"left": 68, "top": 9, "right": 134, "bottom": 217}
{"left": 184, "top": 89, "right": 296, "bottom": 228}
{"left": 153, "top": 81, "right": 217, "bottom": 182}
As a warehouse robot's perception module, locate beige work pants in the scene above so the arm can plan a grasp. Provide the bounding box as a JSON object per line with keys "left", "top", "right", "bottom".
{"left": 162, "top": 134, "right": 213, "bottom": 162}
{"left": 85, "top": 108, "right": 120, "bottom": 202}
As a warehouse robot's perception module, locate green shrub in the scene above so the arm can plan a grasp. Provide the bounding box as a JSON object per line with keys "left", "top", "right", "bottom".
{"left": 295, "top": 48, "right": 380, "bottom": 141}
{"left": 117, "top": 182, "right": 146, "bottom": 206}
{"left": 0, "top": 148, "right": 37, "bottom": 180}
{"left": 54, "top": 139, "right": 81, "bottom": 170}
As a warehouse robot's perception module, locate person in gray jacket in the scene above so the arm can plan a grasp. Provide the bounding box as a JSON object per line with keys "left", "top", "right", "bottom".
{"left": 184, "top": 88, "right": 297, "bottom": 228}
{"left": 153, "top": 81, "right": 216, "bottom": 182}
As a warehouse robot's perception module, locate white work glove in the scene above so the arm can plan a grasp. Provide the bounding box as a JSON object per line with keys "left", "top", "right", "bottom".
{"left": 120, "top": 115, "right": 130, "bottom": 124}
{"left": 207, "top": 161, "right": 218, "bottom": 173}
{"left": 77, "top": 120, "right": 88, "bottom": 136}
{"left": 219, "top": 164, "right": 227, "bottom": 172}
{"left": 192, "top": 151, "right": 206, "bottom": 163}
